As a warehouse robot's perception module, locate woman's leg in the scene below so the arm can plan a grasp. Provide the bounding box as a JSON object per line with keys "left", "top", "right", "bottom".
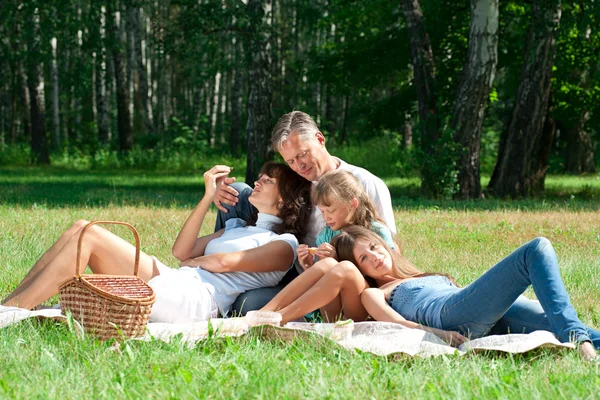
{"left": 275, "top": 261, "right": 369, "bottom": 324}
{"left": 6, "top": 220, "right": 89, "bottom": 295}
{"left": 261, "top": 258, "right": 338, "bottom": 312}
{"left": 439, "top": 237, "right": 592, "bottom": 345}
{"left": 2, "top": 222, "right": 158, "bottom": 310}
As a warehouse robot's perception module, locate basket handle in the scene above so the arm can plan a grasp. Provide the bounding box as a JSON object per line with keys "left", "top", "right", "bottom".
{"left": 75, "top": 221, "right": 141, "bottom": 278}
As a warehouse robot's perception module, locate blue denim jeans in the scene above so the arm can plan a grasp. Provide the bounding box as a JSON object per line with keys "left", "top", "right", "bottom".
{"left": 214, "top": 182, "right": 291, "bottom": 316}
{"left": 438, "top": 237, "right": 599, "bottom": 347}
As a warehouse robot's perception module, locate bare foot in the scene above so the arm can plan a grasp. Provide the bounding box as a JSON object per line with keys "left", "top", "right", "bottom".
{"left": 578, "top": 341, "right": 598, "bottom": 361}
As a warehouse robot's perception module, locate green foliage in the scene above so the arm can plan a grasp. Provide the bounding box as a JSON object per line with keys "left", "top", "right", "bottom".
{"left": 418, "top": 128, "right": 461, "bottom": 199}
{"left": 0, "top": 144, "right": 31, "bottom": 166}
{"left": 331, "top": 131, "right": 418, "bottom": 179}
{"left": 480, "top": 128, "right": 501, "bottom": 174}
{"left": 1, "top": 0, "right": 598, "bottom": 199}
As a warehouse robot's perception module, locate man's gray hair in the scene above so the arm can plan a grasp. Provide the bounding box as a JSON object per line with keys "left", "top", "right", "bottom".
{"left": 270, "top": 111, "right": 320, "bottom": 152}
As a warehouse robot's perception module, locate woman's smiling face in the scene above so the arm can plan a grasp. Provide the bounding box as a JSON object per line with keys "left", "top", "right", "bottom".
{"left": 351, "top": 238, "right": 393, "bottom": 278}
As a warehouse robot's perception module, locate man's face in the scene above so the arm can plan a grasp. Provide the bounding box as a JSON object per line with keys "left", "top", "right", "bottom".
{"left": 279, "top": 132, "right": 330, "bottom": 182}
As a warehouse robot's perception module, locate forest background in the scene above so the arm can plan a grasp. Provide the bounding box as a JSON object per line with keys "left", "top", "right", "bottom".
{"left": 0, "top": 0, "right": 598, "bottom": 199}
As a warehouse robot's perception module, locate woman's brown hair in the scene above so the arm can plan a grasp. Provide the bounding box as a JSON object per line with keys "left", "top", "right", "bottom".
{"left": 332, "top": 225, "right": 456, "bottom": 285}
{"left": 247, "top": 162, "right": 312, "bottom": 238}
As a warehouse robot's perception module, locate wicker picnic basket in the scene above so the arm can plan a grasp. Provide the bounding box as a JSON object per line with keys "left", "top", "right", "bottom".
{"left": 58, "top": 221, "right": 156, "bottom": 340}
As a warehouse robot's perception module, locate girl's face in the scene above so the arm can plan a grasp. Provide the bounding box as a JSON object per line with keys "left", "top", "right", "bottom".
{"left": 352, "top": 238, "right": 393, "bottom": 278}
{"left": 318, "top": 198, "right": 357, "bottom": 231}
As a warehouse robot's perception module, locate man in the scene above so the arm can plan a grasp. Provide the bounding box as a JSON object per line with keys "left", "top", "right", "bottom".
{"left": 213, "top": 111, "right": 395, "bottom": 314}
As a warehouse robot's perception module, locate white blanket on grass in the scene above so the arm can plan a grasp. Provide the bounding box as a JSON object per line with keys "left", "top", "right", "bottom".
{"left": 0, "top": 305, "right": 574, "bottom": 358}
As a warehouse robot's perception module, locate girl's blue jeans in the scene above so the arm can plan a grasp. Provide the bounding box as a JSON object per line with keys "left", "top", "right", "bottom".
{"left": 438, "top": 237, "right": 600, "bottom": 347}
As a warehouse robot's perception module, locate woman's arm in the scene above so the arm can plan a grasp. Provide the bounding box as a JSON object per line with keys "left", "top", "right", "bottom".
{"left": 172, "top": 166, "right": 232, "bottom": 261}
{"left": 361, "top": 288, "right": 468, "bottom": 346}
{"left": 181, "top": 240, "right": 295, "bottom": 273}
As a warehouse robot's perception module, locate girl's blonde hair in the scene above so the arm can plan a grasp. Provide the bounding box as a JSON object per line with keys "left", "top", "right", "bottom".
{"left": 332, "top": 225, "right": 456, "bottom": 286}
{"left": 312, "top": 170, "right": 383, "bottom": 229}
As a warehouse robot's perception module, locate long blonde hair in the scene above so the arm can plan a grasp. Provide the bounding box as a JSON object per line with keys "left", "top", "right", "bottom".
{"left": 332, "top": 225, "right": 456, "bottom": 285}
{"left": 312, "top": 170, "right": 384, "bottom": 229}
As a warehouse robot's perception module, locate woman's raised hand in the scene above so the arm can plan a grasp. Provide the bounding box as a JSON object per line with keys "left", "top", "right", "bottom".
{"left": 203, "top": 165, "right": 233, "bottom": 201}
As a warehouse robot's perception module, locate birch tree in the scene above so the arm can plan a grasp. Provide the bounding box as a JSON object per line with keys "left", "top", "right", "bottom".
{"left": 452, "top": 0, "right": 499, "bottom": 199}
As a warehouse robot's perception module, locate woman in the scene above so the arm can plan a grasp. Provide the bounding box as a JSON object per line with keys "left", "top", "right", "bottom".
{"left": 334, "top": 225, "right": 599, "bottom": 361}
{"left": 2, "top": 163, "right": 312, "bottom": 323}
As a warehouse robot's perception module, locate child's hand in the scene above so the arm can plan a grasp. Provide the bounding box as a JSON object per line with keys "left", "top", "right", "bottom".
{"left": 297, "top": 245, "right": 315, "bottom": 270}
{"left": 316, "top": 243, "right": 337, "bottom": 261}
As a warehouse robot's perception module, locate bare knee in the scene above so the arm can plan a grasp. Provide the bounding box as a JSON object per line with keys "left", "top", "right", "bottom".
{"left": 71, "top": 219, "right": 91, "bottom": 232}
{"left": 328, "top": 261, "right": 364, "bottom": 282}
{"left": 312, "top": 257, "right": 338, "bottom": 275}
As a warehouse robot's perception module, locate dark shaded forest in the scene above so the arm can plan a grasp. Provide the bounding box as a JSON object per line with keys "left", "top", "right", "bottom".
{"left": 0, "top": 0, "right": 598, "bottom": 198}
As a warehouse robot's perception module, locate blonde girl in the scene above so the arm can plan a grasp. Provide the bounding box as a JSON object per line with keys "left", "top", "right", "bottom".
{"left": 297, "top": 169, "right": 396, "bottom": 270}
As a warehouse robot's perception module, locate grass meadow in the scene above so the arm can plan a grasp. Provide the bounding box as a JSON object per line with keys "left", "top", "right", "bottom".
{"left": 1, "top": 167, "right": 599, "bottom": 398}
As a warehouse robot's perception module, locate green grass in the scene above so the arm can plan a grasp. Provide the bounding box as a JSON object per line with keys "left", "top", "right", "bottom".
{"left": 1, "top": 167, "right": 600, "bottom": 398}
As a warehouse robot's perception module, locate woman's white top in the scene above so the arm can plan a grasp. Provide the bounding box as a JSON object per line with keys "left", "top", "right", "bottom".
{"left": 193, "top": 213, "right": 298, "bottom": 316}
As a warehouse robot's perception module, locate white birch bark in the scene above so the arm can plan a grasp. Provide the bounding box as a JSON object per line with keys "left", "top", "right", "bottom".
{"left": 452, "top": 0, "right": 499, "bottom": 199}
{"left": 50, "top": 37, "right": 61, "bottom": 149}
{"left": 209, "top": 71, "right": 221, "bottom": 147}
{"left": 96, "top": 5, "right": 110, "bottom": 143}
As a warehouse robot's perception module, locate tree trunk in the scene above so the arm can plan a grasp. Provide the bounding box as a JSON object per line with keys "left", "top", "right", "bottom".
{"left": 399, "top": 0, "right": 440, "bottom": 196}
{"left": 27, "top": 7, "right": 50, "bottom": 165}
{"left": 403, "top": 112, "right": 413, "bottom": 148}
{"left": 191, "top": 83, "right": 205, "bottom": 138}
{"left": 565, "top": 110, "right": 596, "bottom": 174}
{"left": 50, "top": 37, "right": 61, "bottom": 150}
{"left": 488, "top": 0, "right": 561, "bottom": 198}
{"left": 133, "top": 7, "right": 153, "bottom": 135}
{"left": 532, "top": 102, "right": 556, "bottom": 193}
{"left": 230, "top": 36, "right": 243, "bottom": 157}
{"left": 340, "top": 94, "right": 349, "bottom": 144}
{"left": 245, "top": 0, "right": 273, "bottom": 183}
{"left": 209, "top": 71, "right": 221, "bottom": 148}
{"left": 96, "top": 5, "right": 110, "bottom": 145}
{"left": 13, "top": 20, "right": 32, "bottom": 143}
{"left": 107, "top": 0, "right": 133, "bottom": 152}
{"left": 68, "top": 0, "right": 83, "bottom": 144}
{"left": 126, "top": 3, "right": 135, "bottom": 127}
{"left": 230, "top": 69, "right": 243, "bottom": 157}
{"left": 452, "top": 0, "right": 499, "bottom": 199}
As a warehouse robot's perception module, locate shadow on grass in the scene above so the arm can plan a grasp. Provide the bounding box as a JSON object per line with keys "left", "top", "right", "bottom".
{"left": 0, "top": 167, "right": 206, "bottom": 208}
{"left": 385, "top": 176, "right": 600, "bottom": 211}
{"left": 1, "top": 167, "right": 599, "bottom": 211}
